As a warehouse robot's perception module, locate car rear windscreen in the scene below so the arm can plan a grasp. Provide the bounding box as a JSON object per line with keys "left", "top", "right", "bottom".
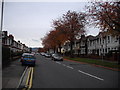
{"left": 23, "top": 55, "right": 35, "bottom": 59}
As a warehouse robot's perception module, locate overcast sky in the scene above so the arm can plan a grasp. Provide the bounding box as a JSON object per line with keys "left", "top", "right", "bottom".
{"left": 2, "top": 1, "right": 100, "bottom": 48}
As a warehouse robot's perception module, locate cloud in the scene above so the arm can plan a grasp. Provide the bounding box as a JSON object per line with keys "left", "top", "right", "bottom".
{"left": 32, "top": 39, "right": 39, "bottom": 42}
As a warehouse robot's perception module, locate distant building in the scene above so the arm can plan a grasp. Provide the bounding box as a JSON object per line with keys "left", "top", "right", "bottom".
{"left": 2, "top": 31, "right": 30, "bottom": 53}
{"left": 31, "top": 48, "right": 39, "bottom": 52}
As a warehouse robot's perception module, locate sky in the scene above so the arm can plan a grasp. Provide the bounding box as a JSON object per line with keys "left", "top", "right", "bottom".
{"left": 2, "top": 1, "right": 100, "bottom": 48}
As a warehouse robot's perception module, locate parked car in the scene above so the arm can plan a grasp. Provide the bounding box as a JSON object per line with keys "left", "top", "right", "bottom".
{"left": 44, "top": 53, "right": 51, "bottom": 58}
{"left": 21, "top": 53, "right": 36, "bottom": 66}
{"left": 40, "top": 52, "right": 46, "bottom": 56}
{"left": 22, "top": 53, "right": 30, "bottom": 57}
{"left": 31, "top": 52, "right": 35, "bottom": 55}
{"left": 51, "top": 53, "right": 63, "bottom": 61}
{"left": 35, "top": 52, "right": 39, "bottom": 55}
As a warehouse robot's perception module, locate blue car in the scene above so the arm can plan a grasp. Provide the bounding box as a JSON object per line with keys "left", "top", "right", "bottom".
{"left": 21, "top": 53, "right": 36, "bottom": 66}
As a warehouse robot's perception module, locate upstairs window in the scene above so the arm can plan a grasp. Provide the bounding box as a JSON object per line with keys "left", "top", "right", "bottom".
{"left": 108, "top": 36, "right": 110, "bottom": 43}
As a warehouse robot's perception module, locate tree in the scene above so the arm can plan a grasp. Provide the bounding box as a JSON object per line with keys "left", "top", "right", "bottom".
{"left": 41, "top": 29, "right": 67, "bottom": 53}
{"left": 52, "top": 18, "right": 69, "bottom": 53}
{"left": 86, "top": 2, "right": 120, "bottom": 33}
{"left": 41, "top": 10, "right": 87, "bottom": 56}
{"left": 61, "top": 11, "right": 87, "bottom": 57}
{"left": 86, "top": 2, "right": 120, "bottom": 63}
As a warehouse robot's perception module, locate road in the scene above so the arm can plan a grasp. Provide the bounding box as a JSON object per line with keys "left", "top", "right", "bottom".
{"left": 2, "top": 54, "right": 120, "bottom": 88}
{"left": 32, "top": 54, "right": 119, "bottom": 88}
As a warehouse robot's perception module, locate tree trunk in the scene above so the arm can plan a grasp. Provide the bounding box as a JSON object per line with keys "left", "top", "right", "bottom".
{"left": 58, "top": 44, "right": 61, "bottom": 54}
{"left": 53, "top": 47, "right": 56, "bottom": 53}
{"left": 70, "top": 41, "right": 74, "bottom": 58}
{"left": 85, "top": 39, "right": 88, "bottom": 55}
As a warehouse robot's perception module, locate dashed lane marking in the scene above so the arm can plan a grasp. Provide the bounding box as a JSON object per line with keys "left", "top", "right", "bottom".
{"left": 78, "top": 70, "right": 104, "bottom": 81}
{"left": 56, "top": 62, "right": 61, "bottom": 64}
{"left": 66, "top": 66, "right": 74, "bottom": 69}
{"left": 55, "top": 62, "right": 104, "bottom": 81}
{"left": 62, "top": 64, "right": 66, "bottom": 66}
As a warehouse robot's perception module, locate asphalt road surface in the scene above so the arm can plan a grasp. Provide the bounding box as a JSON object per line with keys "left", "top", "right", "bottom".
{"left": 32, "top": 54, "right": 120, "bottom": 88}
{"left": 2, "top": 54, "right": 120, "bottom": 88}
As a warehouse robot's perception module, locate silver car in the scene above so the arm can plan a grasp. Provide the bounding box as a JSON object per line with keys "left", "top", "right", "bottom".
{"left": 51, "top": 54, "right": 63, "bottom": 61}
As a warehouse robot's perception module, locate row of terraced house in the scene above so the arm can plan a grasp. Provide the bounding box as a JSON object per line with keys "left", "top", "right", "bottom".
{"left": 2, "top": 31, "right": 30, "bottom": 53}
{"left": 62, "top": 31, "right": 120, "bottom": 61}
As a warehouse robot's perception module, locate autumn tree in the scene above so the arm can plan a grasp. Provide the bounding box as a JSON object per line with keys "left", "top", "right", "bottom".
{"left": 41, "top": 35, "right": 51, "bottom": 52}
{"left": 86, "top": 2, "right": 120, "bottom": 63}
{"left": 52, "top": 18, "right": 68, "bottom": 53}
{"left": 86, "top": 2, "right": 120, "bottom": 33}
{"left": 47, "top": 30, "right": 66, "bottom": 53}
{"left": 42, "top": 10, "right": 87, "bottom": 56}
{"left": 42, "top": 29, "right": 67, "bottom": 53}
{"left": 61, "top": 11, "right": 87, "bottom": 57}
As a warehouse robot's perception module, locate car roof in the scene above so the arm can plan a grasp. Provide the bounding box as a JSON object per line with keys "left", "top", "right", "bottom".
{"left": 22, "top": 53, "right": 34, "bottom": 56}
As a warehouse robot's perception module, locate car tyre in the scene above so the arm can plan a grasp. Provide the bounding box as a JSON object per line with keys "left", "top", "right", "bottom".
{"left": 32, "top": 63, "right": 35, "bottom": 67}
{"left": 33, "top": 64, "right": 35, "bottom": 67}
{"left": 22, "top": 63, "right": 24, "bottom": 66}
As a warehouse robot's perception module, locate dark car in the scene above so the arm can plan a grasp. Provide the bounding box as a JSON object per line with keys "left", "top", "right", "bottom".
{"left": 21, "top": 53, "right": 36, "bottom": 66}
{"left": 51, "top": 53, "right": 63, "bottom": 61}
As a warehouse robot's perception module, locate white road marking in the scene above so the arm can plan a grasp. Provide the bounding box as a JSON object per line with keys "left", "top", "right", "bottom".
{"left": 55, "top": 62, "right": 103, "bottom": 81}
{"left": 63, "top": 64, "right": 66, "bottom": 66}
{"left": 78, "top": 70, "right": 104, "bottom": 81}
{"left": 17, "top": 66, "right": 28, "bottom": 88}
{"left": 66, "top": 66, "right": 74, "bottom": 69}
{"left": 56, "top": 62, "right": 61, "bottom": 64}
{"left": 55, "top": 61, "right": 104, "bottom": 81}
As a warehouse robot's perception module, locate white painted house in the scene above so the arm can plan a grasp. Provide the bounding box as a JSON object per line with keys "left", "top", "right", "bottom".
{"left": 63, "top": 31, "right": 120, "bottom": 57}
{"left": 87, "top": 32, "right": 119, "bottom": 56}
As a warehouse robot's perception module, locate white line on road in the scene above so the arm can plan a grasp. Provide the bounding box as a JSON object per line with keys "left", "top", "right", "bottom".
{"left": 17, "top": 66, "right": 28, "bottom": 88}
{"left": 56, "top": 62, "right": 61, "bottom": 64}
{"left": 78, "top": 70, "right": 104, "bottom": 81}
{"left": 66, "top": 66, "right": 74, "bottom": 69}
{"left": 62, "top": 64, "right": 66, "bottom": 66}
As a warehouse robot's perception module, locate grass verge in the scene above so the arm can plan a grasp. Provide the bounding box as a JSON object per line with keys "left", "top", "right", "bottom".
{"left": 64, "top": 57, "right": 120, "bottom": 69}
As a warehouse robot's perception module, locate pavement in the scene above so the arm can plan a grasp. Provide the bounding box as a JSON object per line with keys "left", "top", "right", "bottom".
{"left": 2, "top": 59, "right": 25, "bottom": 88}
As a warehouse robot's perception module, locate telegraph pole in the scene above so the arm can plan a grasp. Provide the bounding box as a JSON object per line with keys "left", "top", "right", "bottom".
{"left": 1, "top": 0, "right": 4, "bottom": 31}
{"left": 0, "top": 0, "right": 4, "bottom": 89}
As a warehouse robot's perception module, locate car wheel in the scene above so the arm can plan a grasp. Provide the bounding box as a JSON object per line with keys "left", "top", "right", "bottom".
{"left": 22, "top": 63, "right": 24, "bottom": 66}
{"left": 32, "top": 64, "right": 35, "bottom": 67}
